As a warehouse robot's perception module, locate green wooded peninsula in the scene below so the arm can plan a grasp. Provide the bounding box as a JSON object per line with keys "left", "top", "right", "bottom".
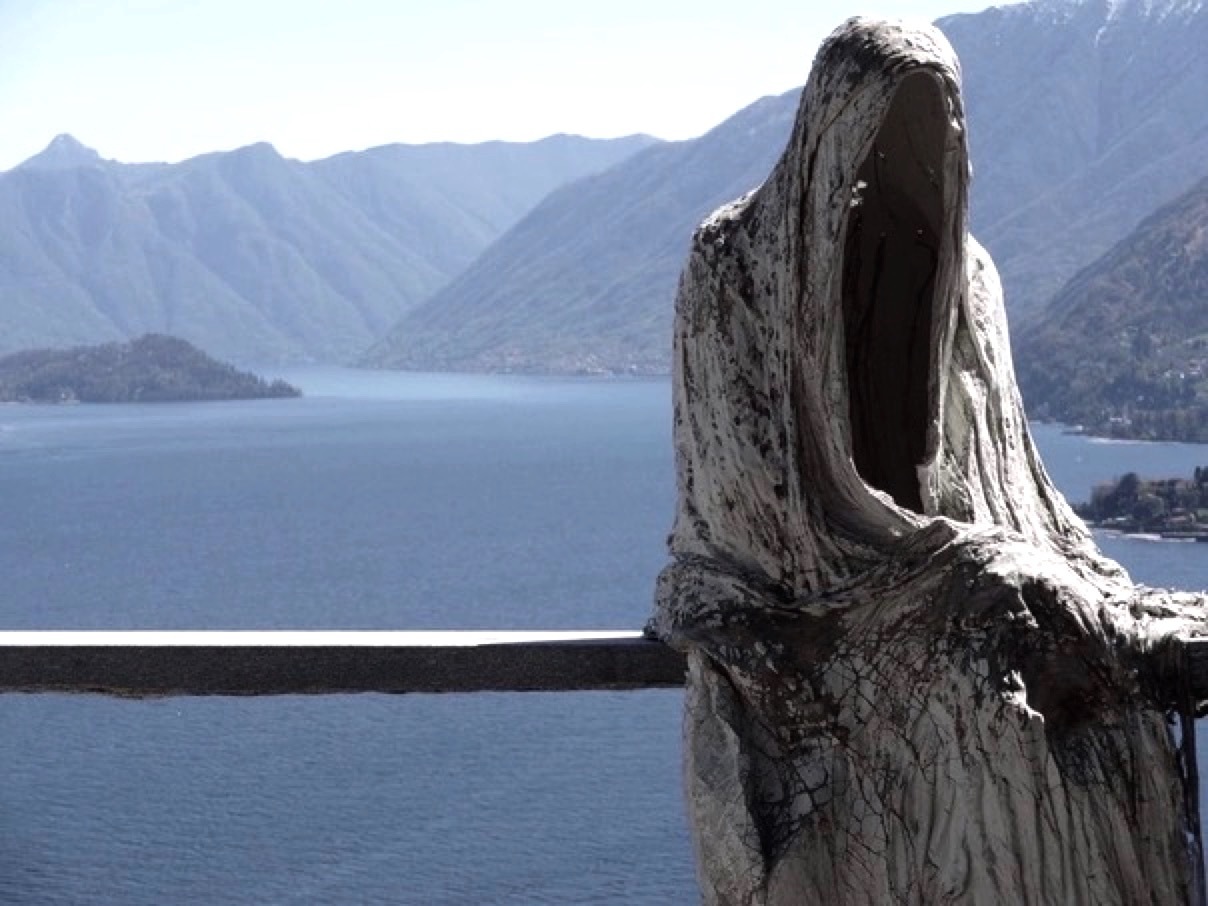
{"left": 1076, "top": 467, "right": 1208, "bottom": 537}
{"left": 0, "top": 334, "right": 300, "bottom": 403}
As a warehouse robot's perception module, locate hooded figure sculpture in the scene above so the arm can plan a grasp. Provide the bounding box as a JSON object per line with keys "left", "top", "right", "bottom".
{"left": 651, "top": 18, "right": 1208, "bottom": 906}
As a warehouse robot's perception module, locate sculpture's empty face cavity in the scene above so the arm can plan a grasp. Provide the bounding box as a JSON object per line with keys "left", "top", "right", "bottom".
{"left": 842, "top": 71, "right": 947, "bottom": 514}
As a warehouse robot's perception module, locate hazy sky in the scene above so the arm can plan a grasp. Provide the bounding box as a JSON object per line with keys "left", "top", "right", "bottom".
{"left": 0, "top": 0, "right": 994, "bottom": 171}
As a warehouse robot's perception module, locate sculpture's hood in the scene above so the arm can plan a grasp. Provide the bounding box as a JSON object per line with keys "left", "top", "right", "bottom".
{"left": 666, "top": 18, "right": 1108, "bottom": 594}
{"left": 656, "top": 23, "right": 1198, "bottom": 906}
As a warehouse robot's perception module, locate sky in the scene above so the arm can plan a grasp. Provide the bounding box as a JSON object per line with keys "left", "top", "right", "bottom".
{"left": 0, "top": 0, "right": 995, "bottom": 171}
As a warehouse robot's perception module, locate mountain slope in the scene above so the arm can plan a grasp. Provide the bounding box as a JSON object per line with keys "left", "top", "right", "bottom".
{"left": 943, "top": 0, "right": 1208, "bottom": 319}
{"left": 0, "top": 133, "right": 655, "bottom": 363}
{"left": 1014, "top": 174, "right": 1208, "bottom": 440}
{"left": 311, "top": 135, "right": 663, "bottom": 275}
{"left": 369, "top": 0, "right": 1208, "bottom": 374}
{"left": 17, "top": 133, "right": 104, "bottom": 171}
{"left": 364, "top": 91, "right": 798, "bottom": 373}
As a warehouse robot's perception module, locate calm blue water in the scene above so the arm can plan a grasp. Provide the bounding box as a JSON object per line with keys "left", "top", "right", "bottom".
{"left": 2, "top": 371, "right": 1207, "bottom": 905}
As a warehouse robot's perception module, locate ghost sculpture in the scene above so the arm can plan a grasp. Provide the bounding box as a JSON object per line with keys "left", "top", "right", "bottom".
{"left": 651, "top": 17, "right": 1208, "bottom": 906}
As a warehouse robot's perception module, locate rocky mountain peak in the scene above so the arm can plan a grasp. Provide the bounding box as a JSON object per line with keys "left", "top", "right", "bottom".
{"left": 17, "top": 134, "right": 104, "bottom": 171}
{"left": 1014, "top": 0, "right": 1205, "bottom": 21}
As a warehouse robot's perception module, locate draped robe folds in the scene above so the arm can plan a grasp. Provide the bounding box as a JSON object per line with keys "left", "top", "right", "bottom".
{"left": 650, "top": 18, "right": 1208, "bottom": 906}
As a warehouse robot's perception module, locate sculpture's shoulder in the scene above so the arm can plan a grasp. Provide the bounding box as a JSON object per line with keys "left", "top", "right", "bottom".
{"left": 690, "top": 189, "right": 761, "bottom": 266}
{"left": 676, "top": 190, "right": 766, "bottom": 334}
{"left": 962, "top": 233, "right": 1010, "bottom": 342}
{"left": 675, "top": 184, "right": 784, "bottom": 343}
{"left": 966, "top": 235, "right": 1002, "bottom": 296}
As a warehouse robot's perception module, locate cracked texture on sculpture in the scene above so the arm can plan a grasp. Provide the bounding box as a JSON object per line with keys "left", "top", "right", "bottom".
{"left": 651, "top": 17, "right": 1208, "bottom": 906}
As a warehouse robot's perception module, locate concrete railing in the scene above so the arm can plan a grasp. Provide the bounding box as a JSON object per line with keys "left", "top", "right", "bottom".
{"left": 0, "top": 630, "right": 686, "bottom": 696}
{"left": 4, "top": 631, "right": 1208, "bottom": 701}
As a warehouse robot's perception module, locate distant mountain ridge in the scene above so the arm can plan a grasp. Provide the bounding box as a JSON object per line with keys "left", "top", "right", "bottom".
{"left": 367, "top": 0, "right": 1208, "bottom": 373}
{"left": 363, "top": 91, "right": 799, "bottom": 373}
{"left": 17, "top": 133, "right": 105, "bottom": 171}
{"left": 0, "top": 132, "right": 656, "bottom": 363}
{"left": 8, "top": 0, "right": 1208, "bottom": 376}
{"left": 1015, "top": 174, "right": 1208, "bottom": 441}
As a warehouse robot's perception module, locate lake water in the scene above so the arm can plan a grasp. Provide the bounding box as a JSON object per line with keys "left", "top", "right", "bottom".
{"left": 2, "top": 369, "right": 1207, "bottom": 905}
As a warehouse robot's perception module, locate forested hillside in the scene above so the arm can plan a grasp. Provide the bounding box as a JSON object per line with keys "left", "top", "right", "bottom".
{"left": 0, "top": 334, "right": 300, "bottom": 403}
{"left": 1016, "top": 175, "right": 1208, "bottom": 441}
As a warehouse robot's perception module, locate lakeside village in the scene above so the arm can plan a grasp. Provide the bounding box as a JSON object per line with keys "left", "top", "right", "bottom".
{"left": 1077, "top": 467, "right": 1208, "bottom": 539}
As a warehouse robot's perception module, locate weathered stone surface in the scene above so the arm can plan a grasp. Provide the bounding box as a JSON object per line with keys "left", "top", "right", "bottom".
{"left": 651, "top": 17, "right": 1208, "bottom": 905}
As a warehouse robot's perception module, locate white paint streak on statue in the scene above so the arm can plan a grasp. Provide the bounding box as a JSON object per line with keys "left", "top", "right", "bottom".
{"left": 650, "top": 17, "right": 1208, "bottom": 905}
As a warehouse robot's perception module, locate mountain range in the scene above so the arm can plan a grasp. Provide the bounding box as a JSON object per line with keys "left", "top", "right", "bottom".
{"left": 369, "top": 0, "right": 1208, "bottom": 372}
{"left": 3, "top": 0, "right": 1207, "bottom": 375}
{"left": 0, "top": 133, "right": 655, "bottom": 363}
{"left": 363, "top": 92, "right": 798, "bottom": 373}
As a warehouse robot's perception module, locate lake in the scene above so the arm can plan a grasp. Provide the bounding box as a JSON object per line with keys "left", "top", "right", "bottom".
{"left": 1, "top": 369, "right": 1206, "bottom": 904}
